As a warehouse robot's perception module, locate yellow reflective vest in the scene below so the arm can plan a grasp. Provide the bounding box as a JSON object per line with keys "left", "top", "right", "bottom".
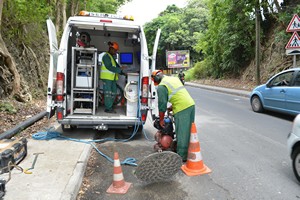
{"left": 100, "top": 53, "right": 119, "bottom": 81}
{"left": 159, "top": 76, "right": 195, "bottom": 114}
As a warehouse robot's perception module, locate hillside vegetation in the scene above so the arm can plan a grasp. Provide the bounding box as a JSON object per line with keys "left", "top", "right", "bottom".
{"left": 0, "top": 0, "right": 299, "bottom": 103}
{"left": 0, "top": 0, "right": 128, "bottom": 102}
{"left": 144, "top": 0, "right": 300, "bottom": 84}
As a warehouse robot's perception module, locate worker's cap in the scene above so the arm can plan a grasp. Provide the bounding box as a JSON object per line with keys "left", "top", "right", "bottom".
{"left": 108, "top": 41, "right": 119, "bottom": 51}
{"left": 151, "top": 70, "right": 163, "bottom": 86}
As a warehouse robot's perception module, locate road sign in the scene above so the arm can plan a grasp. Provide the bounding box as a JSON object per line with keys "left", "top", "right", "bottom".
{"left": 286, "top": 14, "right": 300, "bottom": 32}
{"left": 286, "top": 49, "right": 300, "bottom": 55}
{"left": 285, "top": 32, "right": 300, "bottom": 49}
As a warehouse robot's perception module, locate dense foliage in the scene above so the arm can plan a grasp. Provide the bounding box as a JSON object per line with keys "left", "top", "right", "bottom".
{"left": 2, "top": 0, "right": 128, "bottom": 46}
{"left": 144, "top": 1, "right": 208, "bottom": 69}
{"left": 0, "top": 0, "right": 128, "bottom": 100}
{"left": 144, "top": 0, "right": 300, "bottom": 79}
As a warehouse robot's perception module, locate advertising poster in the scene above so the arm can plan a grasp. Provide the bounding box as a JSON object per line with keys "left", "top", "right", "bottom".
{"left": 166, "top": 50, "right": 190, "bottom": 68}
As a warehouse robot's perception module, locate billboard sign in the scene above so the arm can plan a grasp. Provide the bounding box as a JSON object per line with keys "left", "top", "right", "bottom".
{"left": 166, "top": 50, "right": 190, "bottom": 68}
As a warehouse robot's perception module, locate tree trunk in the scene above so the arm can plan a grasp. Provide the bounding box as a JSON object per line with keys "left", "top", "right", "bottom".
{"left": 55, "top": 0, "right": 61, "bottom": 34}
{"left": 0, "top": 0, "right": 2, "bottom": 26}
{"left": 70, "top": 0, "right": 80, "bottom": 16}
{"left": 273, "top": 0, "right": 281, "bottom": 12}
{"left": 62, "top": 0, "right": 67, "bottom": 28}
{"left": 0, "top": 0, "right": 21, "bottom": 98}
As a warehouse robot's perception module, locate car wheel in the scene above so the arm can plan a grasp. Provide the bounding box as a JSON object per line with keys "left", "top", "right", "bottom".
{"left": 292, "top": 147, "right": 300, "bottom": 182}
{"left": 251, "top": 96, "right": 263, "bottom": 113}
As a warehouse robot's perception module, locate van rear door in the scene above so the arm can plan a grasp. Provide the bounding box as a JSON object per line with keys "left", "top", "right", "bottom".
{"left": 149, "top": 29, "right": 161, "bottom": 118}
{"left": 46, "top": 19, "right": 59, "bottom": 118}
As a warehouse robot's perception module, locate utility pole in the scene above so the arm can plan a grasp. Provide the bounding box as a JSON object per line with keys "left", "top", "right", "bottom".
{"left": 255, "top": 5, "right": 261, "bottom": 85}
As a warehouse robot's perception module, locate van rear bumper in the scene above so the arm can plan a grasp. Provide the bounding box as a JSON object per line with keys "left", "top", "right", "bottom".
{"left": 58, "top": 116, "right": 142, "bottom": 129}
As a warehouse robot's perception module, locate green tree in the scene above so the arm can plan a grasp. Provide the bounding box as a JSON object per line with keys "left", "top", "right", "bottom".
{"left": 196, "top": 0, "right": 256, "bottom": 78}
{"left": 144, "top": 1, "right": 208, "bottom": 69}
{"left": 0, "top": 0, "right": 129, "bottom": 100}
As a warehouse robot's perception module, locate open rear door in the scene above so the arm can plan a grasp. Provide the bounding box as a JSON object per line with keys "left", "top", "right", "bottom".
{"left": 149, "top": 29, "right": 161, "bottom": 118}
{"left": 46, "top": 19, "right": 58, "bottom": 118}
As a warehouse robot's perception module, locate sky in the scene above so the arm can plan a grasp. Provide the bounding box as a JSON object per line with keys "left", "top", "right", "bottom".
{"left": 118, "top": 0, "right": 188, "bottom": 25}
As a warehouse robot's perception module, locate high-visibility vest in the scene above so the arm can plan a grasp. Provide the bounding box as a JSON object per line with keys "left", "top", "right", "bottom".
{"left": 159, "top": 76, "right": 195, "bottom": 114}
{"left": 100, "top": 53, "right": 118, "bottom": 81}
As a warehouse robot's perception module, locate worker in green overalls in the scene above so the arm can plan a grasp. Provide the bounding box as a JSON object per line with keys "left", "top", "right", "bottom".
{"left": 151, "top": 70, "right": 195, "bottom": 162}
{"left": 100, "top": 41, "right": 126, "bottom": 113}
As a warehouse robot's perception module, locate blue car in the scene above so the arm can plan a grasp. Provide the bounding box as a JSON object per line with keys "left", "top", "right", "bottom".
{"left": 250, "top": 68, "right": 300, "bottom": 116}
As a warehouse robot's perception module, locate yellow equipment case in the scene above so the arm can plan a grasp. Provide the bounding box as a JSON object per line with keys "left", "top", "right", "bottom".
{"left": 0, "top": 138, "right": 27, "bottom": 174}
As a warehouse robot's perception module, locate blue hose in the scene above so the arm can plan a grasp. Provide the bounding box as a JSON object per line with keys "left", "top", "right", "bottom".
{"left": 32, "top": 126, "right": 139, "bottom": 166}
{"left": 32, "top": 77, "right": 154, "bottom": 166}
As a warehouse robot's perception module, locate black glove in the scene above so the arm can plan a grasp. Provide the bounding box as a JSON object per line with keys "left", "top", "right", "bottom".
{"left": 120, "top": 70, "right": 126, "bottom": 76}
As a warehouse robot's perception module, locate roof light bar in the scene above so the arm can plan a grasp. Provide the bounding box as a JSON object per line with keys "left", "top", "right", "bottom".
{"left": 78, "top": 11, "right": 134, "bottom": 21}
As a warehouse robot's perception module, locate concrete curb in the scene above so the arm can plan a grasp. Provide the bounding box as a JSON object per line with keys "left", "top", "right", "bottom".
{"left": 60, "top": 143, "right": 93, "bottom": 200}
{"left": 185, "top": 82, "right": 251, "bottom": 98}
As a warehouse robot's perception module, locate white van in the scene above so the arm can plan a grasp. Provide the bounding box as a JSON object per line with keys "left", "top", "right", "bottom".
{"left": 46, "top": 11, "right": 160, "bottom": 131}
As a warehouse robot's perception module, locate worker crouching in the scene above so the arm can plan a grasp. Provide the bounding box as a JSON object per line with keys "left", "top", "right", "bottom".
{"left": 151, "top": 70, "right": 195, "bottom": 162}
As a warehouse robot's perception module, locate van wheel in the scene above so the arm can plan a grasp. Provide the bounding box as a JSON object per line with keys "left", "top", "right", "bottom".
{"left": 61, "top": 125, "right": 76, "bottom": 132}
{"left": 251, "top": 96, "right": 263, "bottom": 113}
{"left": 292, "top": 147, "right": 300, "bottom": 182}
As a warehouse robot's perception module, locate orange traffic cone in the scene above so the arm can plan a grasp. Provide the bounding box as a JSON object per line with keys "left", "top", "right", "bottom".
{"left": 181, "top": 123, "right": 212, "bottom": 176}
{"left": 106, "top": 152, "right": 132, "bottom": 194}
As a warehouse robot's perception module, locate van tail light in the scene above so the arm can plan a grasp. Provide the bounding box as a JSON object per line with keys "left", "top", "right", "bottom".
{"left": 140, "top": 76, "right": 149, "bottom": 123}
{"left": 56, "top": 72, "right": 64, "bottom": 101}
{"left": 141, "top": 77, "right": 149, "bottom": 104}
{"left": 141, "top": 112, "right": 147, "bottom": 122}
{"left": 57, "top": 107, "right": 63, "bottom": 120}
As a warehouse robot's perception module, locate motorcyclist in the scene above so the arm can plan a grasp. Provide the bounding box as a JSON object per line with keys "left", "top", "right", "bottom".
{"left": 178, "top": 69, "right": 185, "bottom": 85}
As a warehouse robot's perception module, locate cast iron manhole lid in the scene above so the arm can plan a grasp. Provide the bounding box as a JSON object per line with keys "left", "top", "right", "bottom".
{"left": 134, "top": 151, "right": 182, "bottom": 183}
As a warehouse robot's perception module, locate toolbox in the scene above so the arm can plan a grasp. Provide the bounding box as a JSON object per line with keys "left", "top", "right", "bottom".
{"left": 0, "top": 138, "right": 27, "bottom": 174}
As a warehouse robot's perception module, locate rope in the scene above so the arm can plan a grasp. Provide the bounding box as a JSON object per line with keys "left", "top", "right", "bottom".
{"left": 32, "top": 127, "right": 61, "bottom": 140}
{"left": 31, "top": 77, "right": 155, "bottom": 166}
{"left": 31, "top": 126, "right": 139, "bottom": 167}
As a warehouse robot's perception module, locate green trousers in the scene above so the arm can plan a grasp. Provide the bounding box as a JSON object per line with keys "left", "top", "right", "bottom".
{"left": 102, "top": 79, "right": 117, "bottom": 111}
{"left": 174, "top": 105, "right": 195, "bottom": 160}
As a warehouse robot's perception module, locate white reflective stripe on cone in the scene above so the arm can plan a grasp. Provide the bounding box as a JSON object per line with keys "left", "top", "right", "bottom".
{"left": 188, "top": 151, "right": 203, "bottom": 162}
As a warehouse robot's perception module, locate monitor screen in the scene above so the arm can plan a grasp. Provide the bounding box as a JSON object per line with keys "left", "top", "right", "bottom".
{"left": 120, "top": 53, "right": 133, "bottom": 64}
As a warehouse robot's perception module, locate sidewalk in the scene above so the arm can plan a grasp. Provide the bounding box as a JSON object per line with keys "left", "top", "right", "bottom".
{"left": 2, "top": 128, "right": 92, "bottom": 200}
{"left": 1, "top": 83, "right": 251, "bottom": 200}
{"left": 186, "top": 82, "right": 251, "bottom": 98}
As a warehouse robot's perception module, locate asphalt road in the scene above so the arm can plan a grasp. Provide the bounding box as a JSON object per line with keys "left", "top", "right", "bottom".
{"left": 77, "top": 86, "right": 299, "bottom": 200}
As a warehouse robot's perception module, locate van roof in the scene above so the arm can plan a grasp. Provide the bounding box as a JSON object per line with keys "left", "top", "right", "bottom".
{"left": 67, "top": 11, "right": 142, "bottom": 33}
{"left": 68, "top": 16, "right": 141, "bottom": 33}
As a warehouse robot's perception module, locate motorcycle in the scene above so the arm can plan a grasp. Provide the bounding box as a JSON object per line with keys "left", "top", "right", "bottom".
{"left": 179, "top": 76, "right": 185, "bottom": 85}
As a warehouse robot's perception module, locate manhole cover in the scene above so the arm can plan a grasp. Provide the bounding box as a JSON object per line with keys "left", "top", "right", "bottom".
{"left": 134, "top": 151, "right": 182, "bottom": 183}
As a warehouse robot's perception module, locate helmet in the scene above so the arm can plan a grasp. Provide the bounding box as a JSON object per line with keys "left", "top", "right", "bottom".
{"left": 77, "top": 32, "right": 91, "bottom": 47}
{"left": 108, "top": 41, "right": 119, "bottom": 51}
{"left": 80, "top": 32, "right": 91, "bottom": 43}
{"left": 151, "top": 70, "right": 163, "bottom": 86}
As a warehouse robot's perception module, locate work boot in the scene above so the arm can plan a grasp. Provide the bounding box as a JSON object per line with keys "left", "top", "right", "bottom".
{"left": 105, "top": 109, "right": 116, "bottom": 114}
